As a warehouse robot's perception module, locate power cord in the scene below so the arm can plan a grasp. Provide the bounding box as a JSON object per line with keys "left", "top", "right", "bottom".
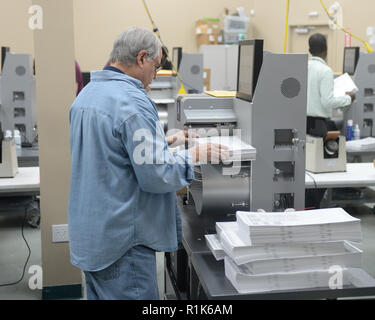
{"left": 0, "top": 200, "right": 33, "bottom": 287}
{"left": 304, "top": 171, "right": 321, "bottom": 210}
{"left": 19, "top": 131, "right": 35, "bottom": 148}
{"left": 31, "top": 133, "right": 38, "bottom": 146}
{"left": 284, "top": 1, "right": 373, "bottom": 54}
{"left": 370, "top": 122, "right": 373, "bottom": 137}
{"left": 180, "top": 80, "right": 201, "bottom": 94}
{"left": 319, "top": 0, "right": 373, "bottom": 53}
{"left": 305, "top": 171, "right": 318, "bottom": 190}
{"left": 284, "top": 0, "right": 290, "bottom": 53}
{"left": 18, "top": 130, "right": 38, "bottom": 148}
{"left": 142, "top": 0, "right": 191, "bottom": 94}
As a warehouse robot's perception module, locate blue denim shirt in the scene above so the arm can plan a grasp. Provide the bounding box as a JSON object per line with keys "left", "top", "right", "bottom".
{"left": 68, "top": 69, "right": 194, "bottom": 272}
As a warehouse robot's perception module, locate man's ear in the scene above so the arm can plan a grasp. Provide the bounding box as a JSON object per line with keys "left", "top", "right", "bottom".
{"left": 137, "top": 50, "right": 148, "bottom": 68}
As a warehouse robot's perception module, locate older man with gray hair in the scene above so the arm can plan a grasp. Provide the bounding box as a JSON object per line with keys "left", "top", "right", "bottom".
{"left": 68, "top": 27, "right": 225, "bottom": 300}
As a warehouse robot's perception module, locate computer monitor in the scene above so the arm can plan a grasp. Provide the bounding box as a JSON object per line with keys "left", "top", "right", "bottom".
{"left": 172, "top": 47, "right": 182, "bottom": 72}
{"left": 236, "top": 39, "right": 264, "bottom": 102}
{"left": 343, "top": 47, "right": 360, "bottom": 75}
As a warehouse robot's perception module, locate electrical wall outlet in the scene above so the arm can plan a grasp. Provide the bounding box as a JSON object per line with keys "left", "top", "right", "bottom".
{"left": 52, "top": 224, "right": 69, "bottom": 243}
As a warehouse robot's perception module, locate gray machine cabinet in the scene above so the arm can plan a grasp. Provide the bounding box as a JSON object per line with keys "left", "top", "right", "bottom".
{"left": 344, "top": 52, "right": 375, "bottom": 137}
{"left": 178, "top": 53, "right": 204, "bottom": 93}
{"left": 240, "top": 52, "right": 307, "bottom": 211}
{"left": 0, "top": 53, "right": 37, "bottom": 144}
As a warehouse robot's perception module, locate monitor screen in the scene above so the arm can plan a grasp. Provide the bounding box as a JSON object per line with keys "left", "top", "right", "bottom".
{"left": 1, "top": 47, "right": 10, "bottom": 72}
{"left": 236, "top": 39, "right": 264, "bottom": 102}
{"left": 343, "top": 47, "right": 360, "bottom": 75}
{"left": 238, "top": 44, "right": 254, "bottom": 97}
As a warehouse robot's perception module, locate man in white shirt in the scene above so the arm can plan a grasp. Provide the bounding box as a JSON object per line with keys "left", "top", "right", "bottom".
{"left": 306, "top": 33, "right": 355, "bottom": 210}
{"left": 306, "top": 33, "right": 355, "bottom": 137}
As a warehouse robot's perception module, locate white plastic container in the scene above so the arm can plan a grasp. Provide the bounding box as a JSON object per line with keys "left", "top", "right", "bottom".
{"left": 354, "top": 124, "right": 361, "bottom": 140}
{"left": 5, "top": 130, "right": 12, "bottom": 139}
{"left": 224, "top": 15, "right": 250, "bottom": 33}
{"left": 13, "top": 130, "right": 22, "bottom": 149}
{"left": 223, "top": 14, "right": 250, "bottom": 44}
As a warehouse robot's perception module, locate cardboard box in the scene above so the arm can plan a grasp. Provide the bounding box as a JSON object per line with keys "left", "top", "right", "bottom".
{"left": 203, "top": 68, "right": 211, "bottom": 91}
{"left": 195, "top": 19, "right": 222, "bottom": 46}
{"left": 195, "top": 19, "right": 221, "bottom": 35}
{"left": 196, "top": 33, "right": 219, "bottom": 46}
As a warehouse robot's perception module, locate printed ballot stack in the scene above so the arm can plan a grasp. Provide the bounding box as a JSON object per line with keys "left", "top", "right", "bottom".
{"left": 205, "top": 208, "right": 373, "bottom": 294}
{"left": 195, "top": 136, "right": 256, "bottom": 161}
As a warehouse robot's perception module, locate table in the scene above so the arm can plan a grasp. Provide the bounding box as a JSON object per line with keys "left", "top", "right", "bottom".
{"left": 0, "top": 167, "right": 40, "bottom": 227}
{"left": 191, "top": 253, "right": 375, "bottom": 300}
{"left": 305, "top": 163, "right": 375, "bottom": 189}
{"left": 305, "top": 163, "right": 375, "bottom": 208}
{"left": 0, "top": 167, "right": 40, "bottom": 196}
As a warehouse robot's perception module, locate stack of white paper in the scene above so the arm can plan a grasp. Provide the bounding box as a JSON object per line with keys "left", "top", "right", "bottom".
{"left": 334, "top": 73, "right": 358, "bottom": 97}
{"left": 205, "top": 208, "right": 365, "bottom": 294}
{"left": 236, "top": 208, "right": 362, "bottom": 244}
{"left": 215, "top": 221, "right": 237, "bottom": 240}
{"left": 204, "top": 221, "right": 237, "bottom": 261}
{"left": 346, "top": 137, "right": 375, "bottom": 152}
{"left": 219, "top": 224, "right": 360, "bottom": 266}
{"left": 195, "top": 136, "right": 256, "bottom": 161}
{"left": 224, "top": 257, "right": 372, "bottom": 294}
{"left": 205, "top": 234, "right": 226, "bottom": 261}
{"left": 237, "top": 242, "right": 362, "bottom": 275}
{"left": 224, "top": 257, "right": 345, "bottom": 294}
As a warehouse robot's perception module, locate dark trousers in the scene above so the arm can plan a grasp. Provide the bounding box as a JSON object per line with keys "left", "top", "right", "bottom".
{"left": 306, "top": 116, "right": 338, "bottom": 138}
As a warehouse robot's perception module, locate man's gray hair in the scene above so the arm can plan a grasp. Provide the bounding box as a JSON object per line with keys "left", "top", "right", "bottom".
{"left": 109, "top": 27, "right": 162, "bottom": 66}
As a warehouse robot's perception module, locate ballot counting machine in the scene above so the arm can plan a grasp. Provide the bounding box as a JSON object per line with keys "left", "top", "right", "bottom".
{"left": 343, "top": 50, "right": 375, "bottom": 138}
{"left": 166, "top": 41, "right": 308, "bottom": 297}
{"left": 0, "top": 52, "right": 37, "bottom": 145}
{"left": 172, "top": 40, "right": 307, "bottom": 215}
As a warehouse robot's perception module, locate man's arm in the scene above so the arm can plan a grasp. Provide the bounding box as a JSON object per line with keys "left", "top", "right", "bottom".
{"left": 120, "top": 113, "right": 194, "bottom": 194}
{"left": 120, "top": 113, "right": 227, "bottom": 194}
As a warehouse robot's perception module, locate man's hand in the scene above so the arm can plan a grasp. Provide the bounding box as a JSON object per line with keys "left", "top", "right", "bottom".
{"left": 188, "top": 143, "right": 229, "bottom": 164}
{"left": 345, "top": 91, "right": 356, "bottom": 103}
{"left": 167, "top": 130, "right": 200, "bottom": 147}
